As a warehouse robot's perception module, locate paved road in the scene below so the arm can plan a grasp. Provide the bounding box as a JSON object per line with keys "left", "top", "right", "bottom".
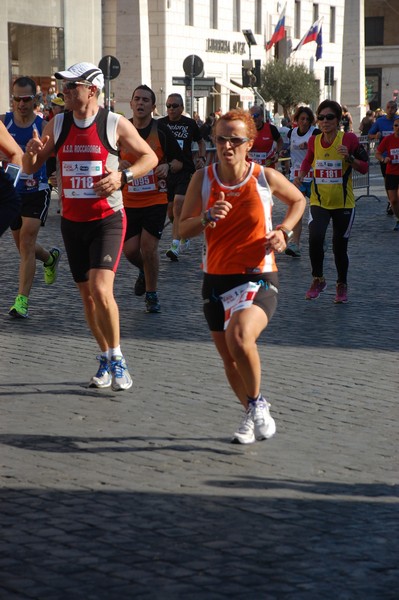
{"left": 1, "top": 163, "right": 398, "bottom": 599}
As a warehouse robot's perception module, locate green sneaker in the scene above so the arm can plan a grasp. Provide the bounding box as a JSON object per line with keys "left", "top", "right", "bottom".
{"left": 9, "top": 294, "right": 29, "bottom": 318}
{"left": 44, "top": 247, "right": 61, "bottom": 285}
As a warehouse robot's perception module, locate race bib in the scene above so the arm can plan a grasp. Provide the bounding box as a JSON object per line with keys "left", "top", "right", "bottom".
{"left": 62, "top": 160, "right": 102, "bottom": 198}
{"left": 128, "top": 169, "right": 156, "bottom": 193}
{"left": 220, "top": 282, "right": 261, "bottom": 330}
{"left": 293, "top": 167, "right": 313, "bottom": 182}
{"left": 390, "top": 148, "right": 399, "bottom": 164}
{"left": 314, "top": 159, "right": 342, "bottom": 184}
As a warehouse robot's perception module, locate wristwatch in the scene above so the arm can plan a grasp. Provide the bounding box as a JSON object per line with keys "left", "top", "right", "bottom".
{"left": 347, "top": 154, "right": 355, "bottom": 164}
{"left": 276, "top": 225, "right": 294, "bottom": 242}
{"left": 122, "top": 169, "right": 134, "bottom": 185}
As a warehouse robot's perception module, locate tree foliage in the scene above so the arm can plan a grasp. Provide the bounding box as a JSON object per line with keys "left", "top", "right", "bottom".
{"left": 258, "top": 60, "right": 319, "bottom": 118}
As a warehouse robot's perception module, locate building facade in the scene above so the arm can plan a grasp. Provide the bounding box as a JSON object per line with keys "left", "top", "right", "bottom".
{"left": 1, "top": 0, "right": 393, "bottom": 127}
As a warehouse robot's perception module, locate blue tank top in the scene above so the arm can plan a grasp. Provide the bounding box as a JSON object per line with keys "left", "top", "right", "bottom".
{"left": 5, "top": 112, "right": 49, "bottom": 194}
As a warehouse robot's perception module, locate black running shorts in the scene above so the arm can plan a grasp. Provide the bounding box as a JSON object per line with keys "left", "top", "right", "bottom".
{"left": 10, "top": 189, "right": 51, "bottom": 231}
{"left": 202, "top": 272, "right": 279, "bottom": 332}
{"left": 124, "top": 204, "right": 168, "bottom": 241}
{"left": 61, "top": 210, "right": 126, "bottom": 283}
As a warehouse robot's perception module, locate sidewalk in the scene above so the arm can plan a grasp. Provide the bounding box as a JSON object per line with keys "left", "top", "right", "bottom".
{"left": 1, "top": 164, "right": 398, "bottom": 599}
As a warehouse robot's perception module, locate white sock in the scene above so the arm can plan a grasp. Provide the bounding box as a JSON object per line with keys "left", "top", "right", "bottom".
{"left": 108, "top": 346, "right": 122, "bottom": 359}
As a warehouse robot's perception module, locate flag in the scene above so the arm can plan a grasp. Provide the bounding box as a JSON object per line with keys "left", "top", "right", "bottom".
{"left": 293, "top": 18, "right": 322, "bottom": 52}
{"left": 265, "top": 3, "right": 286, "bottom": 51}
{"left": 315, "top": 26, "right": 323, "bottom": 61}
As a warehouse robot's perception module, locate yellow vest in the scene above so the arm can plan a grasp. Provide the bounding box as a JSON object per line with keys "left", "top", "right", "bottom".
{"left": 310, "top": 131, "right": 355, "bottom": 209}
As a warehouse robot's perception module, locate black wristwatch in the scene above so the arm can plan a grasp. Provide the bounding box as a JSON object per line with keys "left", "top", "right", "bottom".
{"left": 276, "top": 225, "right": 294, "bottom": 242}
{"left": 122, "top": 169, "right": 134, "bottom": 185}
{"left": 347, "top": 155, "right": 355, "bottom": 164}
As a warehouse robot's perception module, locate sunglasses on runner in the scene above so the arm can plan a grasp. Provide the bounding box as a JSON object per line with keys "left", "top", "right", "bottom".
{"left": 166, "top": 103, "right": 181, "bottom": 109}
{"left": 215, "top": 135, "right": 250, "bottom": 146}
{"left": 62, "top": 81, "right": 92, "bottom": 90}
{"left": 251, "top": 113, "right": 261, "bottom": 119}
{"left": 317, "top": 113, "right": 336, "bottom": 121}
{"left": 12, "top": 95, "right": 35, "bottom": 103}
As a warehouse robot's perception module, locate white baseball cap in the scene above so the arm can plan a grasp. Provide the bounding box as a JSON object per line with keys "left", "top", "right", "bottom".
{"left": 55, "top": 62, "right": 104, "bottom": 90}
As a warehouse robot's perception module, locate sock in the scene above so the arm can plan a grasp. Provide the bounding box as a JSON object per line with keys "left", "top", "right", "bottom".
{"left": 109, "top": 346, "right": 122, "bottom": 359}
{"left": 247, "top": 393, "right": 261, "bottom": 405}
{"left": 100, "top": 350, "right": 109, "bottom": 361}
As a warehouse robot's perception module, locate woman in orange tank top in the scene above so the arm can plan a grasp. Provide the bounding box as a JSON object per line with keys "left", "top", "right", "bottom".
{"left": 180, "top": 108, "right": 305, "bottom": 444}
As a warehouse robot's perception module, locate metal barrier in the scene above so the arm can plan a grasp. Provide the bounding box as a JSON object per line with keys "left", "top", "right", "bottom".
{"left": 195, "top": 140, "right": 380, "bottom": 202}
{"left": 353, "top": 136, "right": 379, "bottom": 202}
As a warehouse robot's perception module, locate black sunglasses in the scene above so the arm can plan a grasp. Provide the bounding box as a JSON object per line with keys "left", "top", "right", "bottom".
{"left": 166, "top": 103, "right": 181, "bottom": 109}
{"left": 317, "top": 113, "right": 336, "bottom": 121}
{"left": 63, "top": 81, "right": 91, "bottom": 90}
{"left": 12, "top": 95, "right": 35, "bottom": 103}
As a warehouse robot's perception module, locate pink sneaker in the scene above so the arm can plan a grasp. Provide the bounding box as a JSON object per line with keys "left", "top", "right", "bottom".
{"left": 305, "top": 277, "right": 327, "bottom": 300}
{"left": 334, "top": 283, "right": 348, "bottom": 304}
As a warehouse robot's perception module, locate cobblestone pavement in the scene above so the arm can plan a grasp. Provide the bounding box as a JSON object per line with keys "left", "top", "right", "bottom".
{"left": 1, "top": 163, "right": 398, "bottom": 599}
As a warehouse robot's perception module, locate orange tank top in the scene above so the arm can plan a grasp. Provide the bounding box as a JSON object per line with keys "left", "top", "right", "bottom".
{"left": 201, "top": 162, "right": 277, "bottom": 275}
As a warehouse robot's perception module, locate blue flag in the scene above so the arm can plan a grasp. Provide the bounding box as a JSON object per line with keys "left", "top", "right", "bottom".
{"left": 316, "top": 27, "right": 323, "bottom": 61}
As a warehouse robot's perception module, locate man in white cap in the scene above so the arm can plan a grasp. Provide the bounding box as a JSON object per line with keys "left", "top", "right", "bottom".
{"left": 22, "top": 62, "right": 158, "bottom": 391}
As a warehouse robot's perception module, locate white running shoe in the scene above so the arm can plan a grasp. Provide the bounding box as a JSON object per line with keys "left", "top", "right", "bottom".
{"left": 231, "top": 408, "right": 256, "bottom": 444}
{"left": 179, "top": 238, "right": 190, "bottom": 253}
{"left": 89, "top": 356, "right": 112, "bottom": 388}
{"left": 110, "top": 355, "right": 133, "bottom": 391}
{"left": 250, "top": 398, "right": 276, "bottom": 441}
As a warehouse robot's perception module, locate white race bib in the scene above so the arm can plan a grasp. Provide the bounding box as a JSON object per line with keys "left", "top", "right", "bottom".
{"left": 220, "top": 282, "right": 261, "bottom": 330}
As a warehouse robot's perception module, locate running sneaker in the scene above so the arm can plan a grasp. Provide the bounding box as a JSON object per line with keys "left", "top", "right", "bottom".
{"left": 179, "top": 238, "right": 191, "bottom": 253}
{"left": 334, "top": 283, "right": 348, "bottom": 304}
{"left": 386, "top": 202, "right": 394, "bottom": 216}
{"left": 9, "top": 294, "right": 29, "bottom": 318}
{"left": 145, "top": 292, "right": 161, "bottom": 313}
{"left": 305, "top": 277, "right": 327, "bottom": 300}
{"left": 393, "top": 221, "right": 399, "bottom": 231}
{"left": 231, "top": 408, "right": 255, "bottom": 444}
{"left": 250, "top": 397, "right": 276, "bottom": 441}
{"left": 110, "top": 355, "right": 133, "bottom": 391}
{"left": 166, "top": 241, "right": 179, "bottom": 262}
{"left": 89, "top": 355, "right": 112, "bottom": 388}
{"left": 285, "top": 242, "right": 301, "bottom": 258}
{"left": 134, "top": 270, "right": 146, "bottom": 296}
{"left": 44, "top": 247, "right": 61, "bottom": 285}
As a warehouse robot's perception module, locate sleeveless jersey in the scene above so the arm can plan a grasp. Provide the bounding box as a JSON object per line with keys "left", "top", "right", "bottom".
{"left": 121, "top": 119, "right": 166, "bottom": 208}
{"left": 377, "top": 134, "right": 399, "bottom": 176}
{"left": 310, "top": 131, "right": 355, "bottom": 209}
{"left": 248, "top": 122, "right": 276, "bottom": 167}
{"left": 201, "top": 162, "right": 277, "bottom": 275}
{"left": 289, "top": 126, "right": 316, "bottom": 181}
{"left": 55, "top": 108, "right": 122, "bottom": 222}
{"left": 5, "top": 112, "right": 48, "bottom": 194}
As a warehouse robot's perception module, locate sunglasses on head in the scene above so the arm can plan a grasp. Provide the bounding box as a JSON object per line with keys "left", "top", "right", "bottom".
{"left": 63, "top": 81, "right": 91, "bottom": 90}
{"left": 215, "top": 135, "right": 250, "bottom": 146}
{"left": 12, "top": 95, "right": 35, "bottom": 103}
{"left": 166, "top": 103, "right": 181, "bottom": 109}
{"left": 317, "top": 113, "right": 336, "bottom": 121}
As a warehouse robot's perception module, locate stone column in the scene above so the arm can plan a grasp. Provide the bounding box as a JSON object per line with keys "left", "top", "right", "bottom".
{"left": 341, "top": 0, "right": 366, "bottom": 128}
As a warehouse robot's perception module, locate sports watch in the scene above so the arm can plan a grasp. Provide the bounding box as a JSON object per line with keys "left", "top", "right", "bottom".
{"left": 122, "top": 169, "right": 134, "bottom": 185}
{"left": 276, "top": 225, "right": 294, "bottom": 242}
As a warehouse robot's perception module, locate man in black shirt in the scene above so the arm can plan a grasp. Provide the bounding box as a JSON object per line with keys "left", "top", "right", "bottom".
{"left": 159, "top": 93, "right": 206, "bottom": 261}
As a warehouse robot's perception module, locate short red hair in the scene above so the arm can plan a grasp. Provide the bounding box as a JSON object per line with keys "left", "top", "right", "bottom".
{"left": 214, "top": 108, "right": 257, "bottom": 141}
